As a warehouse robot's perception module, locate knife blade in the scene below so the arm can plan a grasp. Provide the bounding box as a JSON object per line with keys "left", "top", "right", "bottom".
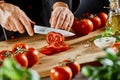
{"left": 33, "top": 25, "right": 75, "bottom": 37}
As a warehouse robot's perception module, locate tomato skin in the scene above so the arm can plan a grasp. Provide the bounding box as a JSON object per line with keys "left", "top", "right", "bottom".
{"left": 25, "top": 48, "right": 39, "bottom": 67}
{"left": 46, "top": 31, "right": 65, "bottom": 45}
{"left": 0, "top": 50, "right": 13, "bottom": 60}
{"left": 111, "top": 42, "right": 120, "bottom": 53}
{"left": 14, "top": 53, "right": 28, "bottom": 68}
{"left": 97, "top": 12, "right": 108, "bottom": 27}
{"left": 72, "top": 19, "right": 93, "bottom": 36}
{"left": 12, "top": 43, "right": 29, "bottom": 52}
{"left": 89, "top": 16, "right": 101, "bottom": 30}
{"left": 63, "top": 60, "right": 80, "bottom": 78}
{"left": 50, "top": 66, "right": 72, "bottom": 80}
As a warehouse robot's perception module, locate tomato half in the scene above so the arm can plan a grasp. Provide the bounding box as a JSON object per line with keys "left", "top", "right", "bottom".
{"left": 46, "top": 31, "right": 65, "bottom": 45}
{"left": 25, "top": 48, "right": 39, "bottom": 67}
{"left": 62, "top": 59, "right": 80, "bottom": 77}
{"left": 50, "top": 66, "right": 72, "bottom": 80}
{"left": 97, "top": 12, "right": 108, "bottom": 27}
{"left": 14, "top": 53, "right": 28, "bottom": 68}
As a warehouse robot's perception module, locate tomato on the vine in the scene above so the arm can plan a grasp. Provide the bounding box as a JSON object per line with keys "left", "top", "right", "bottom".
{"left": 63, "top": 59, "right": 80, "bottom": 78}
{"left": 14, "top": 53, "right": 28, "bottom": 68}
{"left": 50, "top": 66, "right": 72, "bottom": 80}
{"left": 72, "top": 19, "right": 93, "bottom": 36}
{"left": 97, "top": 12, "right": 108, "bottom": 27}
{"left": 12, "top": 43, "right": 29, "bottom": 52}
{"left": 89, "top": 16, "right": 101, "bottom": 30}
{"left": 0, "top": 50, "right": 13, "bottom": 60}
{"left": 25, "top": 48, "right": 39, "bottom": 67}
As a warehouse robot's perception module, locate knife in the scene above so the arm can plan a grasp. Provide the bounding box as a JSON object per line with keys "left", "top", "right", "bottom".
{"left": 33, "top": 25, "right": 75, "bottom": 37}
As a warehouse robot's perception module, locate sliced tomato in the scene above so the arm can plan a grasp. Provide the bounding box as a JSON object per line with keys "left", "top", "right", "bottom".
{"left": 46, "top": 31, "right": 65, "bottom": 45}
{"left": 39, "top": 46, "right": 55, "bottom": 55}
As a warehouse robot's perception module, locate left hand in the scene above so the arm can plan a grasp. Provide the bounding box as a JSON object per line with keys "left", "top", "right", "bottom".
{"left": 50, "top": 6, "right": 74, "bottom": 31}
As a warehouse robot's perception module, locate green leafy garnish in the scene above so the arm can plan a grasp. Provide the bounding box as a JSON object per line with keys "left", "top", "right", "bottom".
{"left": 81, "top": 48, "right": 120, "bottom": 80}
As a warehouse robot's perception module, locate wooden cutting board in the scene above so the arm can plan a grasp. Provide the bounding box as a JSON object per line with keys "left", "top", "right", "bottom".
{"left": 0, "top": 28, "right": 106, "bottom": 78}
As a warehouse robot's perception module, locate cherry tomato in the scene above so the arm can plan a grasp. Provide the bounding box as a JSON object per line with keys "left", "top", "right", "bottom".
{"left": 97, "top": 12, "right": 108, "bottom": 27}
{"left": 89, "top": 16, "right": 101, "bottom": 30}
{"left": 14, "top": 53, "right": 28, "bottom": 68}
{"left": 0, "top": 50, "right": 13, "bottom": 60}
{"left": 46, "top": 31, "right": 65, "bottom": 45}
{"left": 63, "top": 59, "right": 80, "bottom": 78}
{"left": 72, "top": 19, "right": 93, "bottom": 36}
{"left": 50, "top": 66, "right": 72, "bottom": 80}
{"left": 12, "top": 43, "right": 29, "bottom": 52}
{"left": 25, "top": 48, "right": 39, "bottom": 67}
{"left": 111, "top": 42, "right": 120, "bottom": 53}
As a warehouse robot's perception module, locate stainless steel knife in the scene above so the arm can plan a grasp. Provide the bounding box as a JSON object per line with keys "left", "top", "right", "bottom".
{"left": 33, "top": 25, "right": 75, "bottom": 37}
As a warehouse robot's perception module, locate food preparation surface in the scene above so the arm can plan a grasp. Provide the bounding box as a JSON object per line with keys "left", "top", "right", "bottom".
{"left": 0, "top": 28, "right": 106, "bottom": 78}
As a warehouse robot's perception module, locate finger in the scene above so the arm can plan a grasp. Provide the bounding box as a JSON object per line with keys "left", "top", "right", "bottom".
{"left": 3, "top": 24, "right": 12, "bottom": 31}
{"left": 9, "top": 18, "right": 17, "bottom": 32}
{"left": 50, "top": 7, "right": 62, "bottom": 28}
{"left": 61, "top": 13, "right": 70, "bottom": 30}
{"left": 19, "top": 13, "right": 34, "bottom": 36}
{"left": 55, "top": 10, "right": 67, "bottom": 29}
{"left": 66, "top": 13, "right": 74, "bottom": 31}
{"left": 12, "top": 16, "right": 25, "bottom": 34}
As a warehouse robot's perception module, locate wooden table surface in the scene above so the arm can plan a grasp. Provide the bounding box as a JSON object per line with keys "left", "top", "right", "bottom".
{"left": 0, "top": 28, "right": 106, "bottom": 78}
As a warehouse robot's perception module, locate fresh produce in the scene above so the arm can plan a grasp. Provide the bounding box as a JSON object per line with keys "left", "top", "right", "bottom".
{"left": 62, "top": 59, "right": 80, "bottom": 78}
{"left": 81, "top": 48, "right": 120, "bottom": 80}
{"left": 40, "top": 31, "right": 70, "bottom": 55}
{"left": 50, "top": 65, "right": 72, "bottom": 80}
{"left": 72, "top": 18, "right": 93, "bottom": 36}
{"left": 0, "top": 58, "right": 40, "bottom": 80}
{"left": 0, "top": 43, "right": 40, "bottom": 68}
{"left": 89, "top": 15, "right": 101, "bottom": 30}
{"left": 111, "top": 42, "right": 120, "bottom": 53}
{"left": 97, "top": 12, "right": 108, "bottom": 27}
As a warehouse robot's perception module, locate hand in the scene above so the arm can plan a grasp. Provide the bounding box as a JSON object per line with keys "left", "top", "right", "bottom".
{"left": 50, "top": 4, "right": 74, "bottom": 31}
{"left": 0, "top": 2, "right": 35, "bottom": 36}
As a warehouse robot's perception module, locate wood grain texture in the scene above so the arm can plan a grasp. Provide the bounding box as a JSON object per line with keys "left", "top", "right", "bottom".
{"left": 0, "top": 28, "right": 106, "bottom": 78}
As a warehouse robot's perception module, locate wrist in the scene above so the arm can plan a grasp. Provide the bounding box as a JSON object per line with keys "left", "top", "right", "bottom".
{"left": 52, "top": 2, "right": 69, "bottom": 10}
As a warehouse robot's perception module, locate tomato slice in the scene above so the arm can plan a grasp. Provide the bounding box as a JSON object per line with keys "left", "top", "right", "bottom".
{"left": 39, "top": 46, "right": 55, "bottom": 55}
{"left": 46, "top": 31, "right": 65, "bottom": 45}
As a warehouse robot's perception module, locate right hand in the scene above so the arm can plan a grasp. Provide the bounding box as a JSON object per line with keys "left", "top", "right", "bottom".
{"left": 0, "top": 2, "right": 35, "bottom": 36}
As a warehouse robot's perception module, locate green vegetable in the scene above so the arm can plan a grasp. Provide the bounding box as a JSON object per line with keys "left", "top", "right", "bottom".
{"left": 81, "top": 48, "right": 120, "bottom": 80}
{"left": 0, "top": 58, "right": 40, "bottom": 80}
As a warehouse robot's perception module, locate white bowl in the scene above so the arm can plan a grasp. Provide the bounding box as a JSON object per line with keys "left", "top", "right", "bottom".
{"left": 94, "top": 37, "right": 116, "bottom": 49}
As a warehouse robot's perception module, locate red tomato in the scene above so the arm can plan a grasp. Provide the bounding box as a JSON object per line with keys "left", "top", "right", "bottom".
{"left": 97, "top": 12, "right": 108, "bottom": 27}
{"left": 50, "top": 66, "right": 72, "bottom": 80}
{"left": 0, "top": 50, "right": 13, "bottom": 60}
{"left": 14, "top": 53, "right": 28, "bottom": 68}
{"left": 12, "top": 43, "right": 29, "bottom": 52}
{"left": 25, "top": 48, "right": 39, "bottom": 67}
{"left": 46, "top": 31, "right": 65, "bottom": 45}
{"left": 89, "top": 16, "right": 101, "bottom": 30}
{"left": 72, "top": 19, "right": 93, "bottom": 36}
{"left": 63, "top": 59, "right": 80, "bottom": 78}
{"left": 39, "top": 46, "right": 55, "bottom": 55}
{"left": 111, "top": 42, "right": 120, "bottom": 53}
